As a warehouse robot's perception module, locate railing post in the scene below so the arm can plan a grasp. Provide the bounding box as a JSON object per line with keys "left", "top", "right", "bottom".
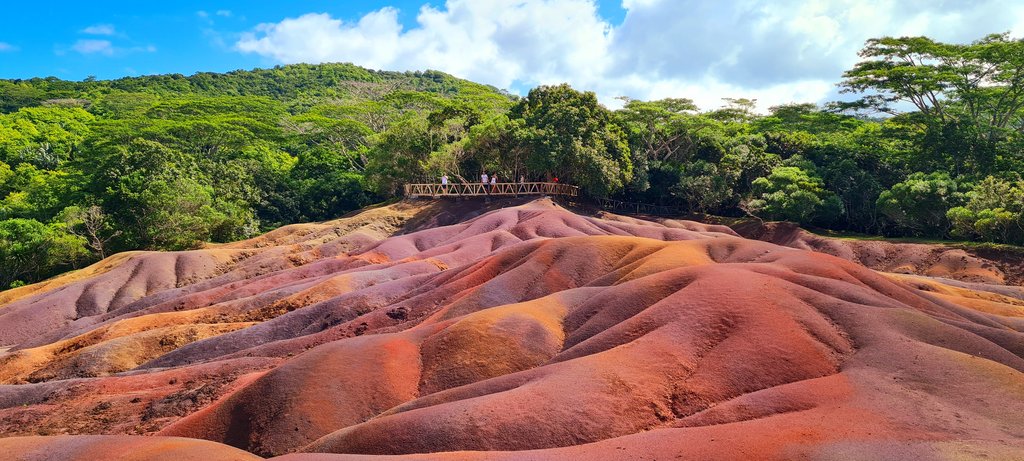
{"left": 401, "top": 182, "right": 583, "bottom": 198}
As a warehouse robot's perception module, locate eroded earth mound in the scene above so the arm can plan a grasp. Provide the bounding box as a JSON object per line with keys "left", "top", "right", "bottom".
{"left": 0, "top": 198, "right": 1021, "bottom": 460}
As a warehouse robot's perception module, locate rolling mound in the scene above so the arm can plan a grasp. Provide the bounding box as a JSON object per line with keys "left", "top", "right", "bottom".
{"left": 0, "top": 198, "right": 1021, "bottom": 460}
{"left": 732, "top": 220, "right": 1024, "bottom": 286}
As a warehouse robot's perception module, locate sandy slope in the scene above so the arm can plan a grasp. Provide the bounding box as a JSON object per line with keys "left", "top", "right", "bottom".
{"left": 0, "top": 198, "right": 1021, "bottom": 460}
{"left": 732, "top": 220, "right": 1024, "bottom": 286}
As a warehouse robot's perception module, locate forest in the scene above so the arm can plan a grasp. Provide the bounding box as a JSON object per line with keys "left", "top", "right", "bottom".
{"left": 2, "top": 32, "right": 1024, "bottom": 288}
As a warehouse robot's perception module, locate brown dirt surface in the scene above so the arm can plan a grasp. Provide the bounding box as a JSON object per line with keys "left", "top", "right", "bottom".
{"left": 732, "top": 220, "right": 1024, "bottom": 286}
{"left": 0, "top": 435, "right": 261, "bottom": 460}
{"left": 0, "top": 198, "right": 1021, "bottom": 460}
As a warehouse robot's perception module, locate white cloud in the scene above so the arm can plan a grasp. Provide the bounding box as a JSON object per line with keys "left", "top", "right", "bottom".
{"left": 237, "top": 2, "right": 611, "bottom": 93}
{"left": 64, "top": 39, "right": 155, "bottom": 57}
{"left": 72, "top": 39, "right": 114, "bottom": 55}
{"left": 82, "top": 24, "right": 116, "bottom": 35}
{"left": 0, "top": 42, "right": 16, "bottom": 52}
{"left": 234, "top": 0, "right": 1024, "bottom": 111}
{"left": 198, "top": 10, "right": 232, "bottom": 25}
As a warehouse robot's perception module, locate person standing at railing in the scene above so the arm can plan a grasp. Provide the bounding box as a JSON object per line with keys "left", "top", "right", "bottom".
{"left": 490, "top": 175, "right": 497, "bottom": 193}
{"left": 440, "top": 174, "right": 449, "bottom": 195}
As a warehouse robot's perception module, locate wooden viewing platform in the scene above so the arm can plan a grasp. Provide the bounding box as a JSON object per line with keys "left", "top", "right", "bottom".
{"left": 404, "top": 182, "right": 579, "bottom": 198}
{"left": 595, "top": 197, "right": 683, "bottom": 216}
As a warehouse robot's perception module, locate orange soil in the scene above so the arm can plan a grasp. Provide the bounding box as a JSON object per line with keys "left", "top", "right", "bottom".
{"left": 731, "top": 220, "right": 1024, "bottom": 285}
{"left": 0, "top": 198, "right": 1021, "bottom": 460}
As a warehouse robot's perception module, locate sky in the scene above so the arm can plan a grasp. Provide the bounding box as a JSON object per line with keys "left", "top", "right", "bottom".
{"left": 3, "top": 0, "right": 1024, "bottom": 110}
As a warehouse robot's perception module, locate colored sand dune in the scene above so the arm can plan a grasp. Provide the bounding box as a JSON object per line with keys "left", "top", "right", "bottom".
{"left": 0, "top": 198, "right": 1021, "bottom": 460}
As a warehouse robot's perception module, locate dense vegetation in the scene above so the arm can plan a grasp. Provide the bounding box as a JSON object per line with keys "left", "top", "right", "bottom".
{"left": 3, "top": 33, "right": 1024, "bottom": 288}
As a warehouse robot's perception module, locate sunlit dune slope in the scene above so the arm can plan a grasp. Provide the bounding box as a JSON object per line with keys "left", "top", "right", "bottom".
{"left": 733, "top": 220, "right": 1024, "bottom": 286}
{"left": 0, "top": 198, "right": 1021, "bottom": 460}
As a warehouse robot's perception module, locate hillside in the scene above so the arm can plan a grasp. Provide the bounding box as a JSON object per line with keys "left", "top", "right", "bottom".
{"left": 0, "top": 63, "right": 511, "bottom": 112}
{"left": 7, "top": 35, "right": 1024, "bottom": 292}
{"left": 0, "top": 63, "right": 516, "bottom": 289}
{"left": 0, "top": 198, "right": 1020, "bottom": 460}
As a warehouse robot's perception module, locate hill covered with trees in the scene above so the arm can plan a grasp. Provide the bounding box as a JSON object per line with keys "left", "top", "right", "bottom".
{"left": 3, "top": 32, "right": 1024, "bottom": 288}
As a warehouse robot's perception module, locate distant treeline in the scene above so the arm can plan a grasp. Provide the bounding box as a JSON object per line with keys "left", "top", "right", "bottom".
{"left": 3, "top": 33, "right": 1024, "bottom": 288}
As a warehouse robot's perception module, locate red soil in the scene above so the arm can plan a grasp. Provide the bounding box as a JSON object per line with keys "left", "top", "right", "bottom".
{"left": 0, "top": 198, "right": 1021, "bottom": 460}
{"left": 732, "top": 220, "right": 1024, "bottom": 286}
{"left": 0, "top": 435, "right": 261, "bottom": 460}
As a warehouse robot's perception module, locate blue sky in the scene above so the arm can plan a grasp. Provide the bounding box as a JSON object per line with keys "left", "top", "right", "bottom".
{"left": 2, "top": 1, "right": 1023, "bottom": 110}
{"left": 0, "top": 1, "right": 624, "bottom": 81}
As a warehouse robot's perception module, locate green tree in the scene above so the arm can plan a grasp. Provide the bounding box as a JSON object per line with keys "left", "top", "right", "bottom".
{"left": 616, "top": 97, "right": 704, "bottom": 193}
{"left": 0, "top": 163, "right": 79, "bottom": 221}
{"left": 719, "top": 135, "right": 780, "bottom": 194}
{"left": 0, "top": 160, "right": 14, "bottom": 196}
{"left": 840, "top": 33, "right": 1024, "bottom": 175}
{"left": 83, "top": 138, "right": 223, "bottom": 250}
{"left": 673, "top": 160, "right": 733, "bottom": 214}
{"left": 0, "top": 107, "right": 93, "bottom": 167}
{"left": 0, "top": 63, "right": 526, "bottom": 288}
{"left": 59, "top": 205, "right": 120, "bottom": 259}
{"left": 510, "top": 84, "right": 632, "bottom": 196}
{"left": 746, "top": 161, "right": 842, "bottom": 225}
{"left": 0, "top": 82, "right": 47, "bottom": 113}
{"left": 616, "top": 98, "right": 699, "bottom": 161}
{"left": 708, "top": 98, "right": 758, "bottom": 123}
{"left": 0, "top": 218, "right": 88, "bottom": 288}
{"left": 421, "top": 102, "right": 485, "bottom": 180}
{"left": 464, "top": 115, "right": 529, "bottom": 182}
{"left": 136, "top": 176, "right": 231, "bottom": 250}
{"left": 947, "top": 176, "right": 1023, "bottom": 243}
{"left": 291, "top": 147, "right": 374, "bottom": 221}
{"left": 365, "top": 117, "right": 431, "bottom": 195}
{"left": 876, "top": 172, "right": 965, "bottom": 237}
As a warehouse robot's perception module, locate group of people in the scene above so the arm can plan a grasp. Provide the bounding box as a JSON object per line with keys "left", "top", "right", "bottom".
{"left": 434, "top": 171, "right": 561, "bottom": 196}
{"left": 438, "top": 172, "right": 548, "bottom": 194}
{"left": 480, "top": 172, "right": 498, "bottom": 191}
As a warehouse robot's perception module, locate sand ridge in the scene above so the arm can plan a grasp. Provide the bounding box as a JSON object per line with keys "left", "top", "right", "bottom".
{"left": 0, "top": 198, "right": 1021, "bottom": 460}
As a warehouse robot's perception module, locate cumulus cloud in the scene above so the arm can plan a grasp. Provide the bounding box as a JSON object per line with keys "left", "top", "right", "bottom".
{"left": 237, "top": 1, "right": 611, "bottom": 91}
{"left": 234, "top": 0, "right": 1024, "bottom": 110}
{"left": 82, "top": 24, "right": 116, "bottom": 35}
{"left": 67, "top": 39, "right": 156, "bottom": 57}
{"left": 216, "top": 10, "right": 232, "bottom": 17}
{"left": 72, "top": 39, "right": 114, "bottom": 55}
{"left": 0, "top": 42, "right": 16, "bottom": 52}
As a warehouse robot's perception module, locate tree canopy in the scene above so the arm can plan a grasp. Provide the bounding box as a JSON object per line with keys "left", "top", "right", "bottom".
{"left": 5, "top": 33, "right": 1024, "bottom": 289}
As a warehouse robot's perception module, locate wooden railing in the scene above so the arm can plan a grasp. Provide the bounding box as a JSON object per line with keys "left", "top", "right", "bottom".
{"left": 404, "top": 182, "right": 579, "bottom": 198}
{"left": 595, "top": 197, "right": 683, "bottom": 216}
{"left": 403, "top": 182, "right": 686, "bottom": 217}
